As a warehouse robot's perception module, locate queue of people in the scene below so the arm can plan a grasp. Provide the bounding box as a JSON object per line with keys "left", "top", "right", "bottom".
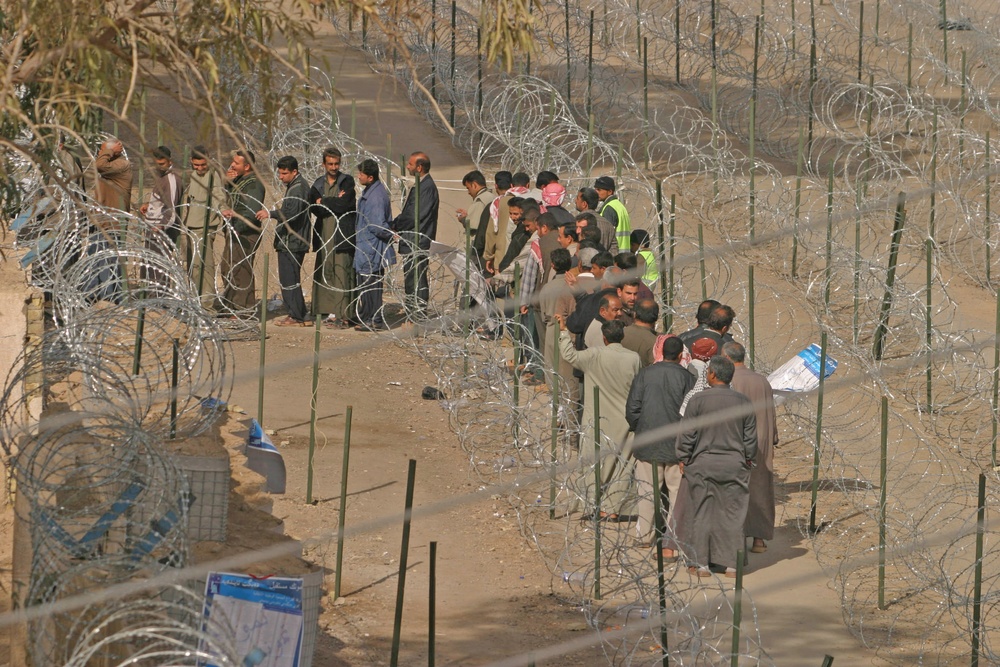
{"left": 89, "top": 146, "right": 779, "bottom": 577}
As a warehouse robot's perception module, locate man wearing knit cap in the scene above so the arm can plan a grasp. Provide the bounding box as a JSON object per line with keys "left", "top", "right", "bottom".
{"left": 594, "top": 176, "right": 632, "bottom": 251}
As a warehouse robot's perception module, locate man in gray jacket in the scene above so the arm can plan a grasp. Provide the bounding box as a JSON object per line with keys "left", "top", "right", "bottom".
{"left": 258, "top": 156, "right": 310, "bottom": 325}
{"left": 625, "top": 335, "right": 696, "bottom": 557}
{"left": 677, "top": 355, "right": 758, "bottom": 577}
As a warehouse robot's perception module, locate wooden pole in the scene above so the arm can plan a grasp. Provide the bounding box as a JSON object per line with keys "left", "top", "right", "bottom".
{"left": 390, "top": 459, "right": 418, "bottom": 667}
{"left": 334, "top": 406, "right": 353, "bottom": 599}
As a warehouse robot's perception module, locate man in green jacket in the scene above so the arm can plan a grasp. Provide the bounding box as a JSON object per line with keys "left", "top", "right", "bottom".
{"left": 220, "top": 150, "right": 265, "bottom": 313}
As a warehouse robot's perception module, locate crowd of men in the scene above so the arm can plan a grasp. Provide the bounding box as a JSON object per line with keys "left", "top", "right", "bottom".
{"left": 89, "top": 144, "right": 780, "bottom": 576}
{"left": 90, "top": 141, "right": 429, "bottom": 331}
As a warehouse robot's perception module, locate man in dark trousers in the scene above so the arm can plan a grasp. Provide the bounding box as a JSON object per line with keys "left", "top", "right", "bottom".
{"left": 258, "top": 156, "right": 310, "bottom": 326}
{"left": 626, "top": 335, "right": 696, "bottom": 558}
{"left": 677, "top": 355, "right": 757, "bottom": 578}
{"left": 392, "top": 151, "right": 440, "bottom": 318}
{"left": 310, "top": 147, "right": 357, "bottom": 328}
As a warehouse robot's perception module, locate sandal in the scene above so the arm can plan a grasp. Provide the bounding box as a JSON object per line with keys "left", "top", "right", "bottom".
{"left": 275, "top": 316, "right": 308, "bottom": 327}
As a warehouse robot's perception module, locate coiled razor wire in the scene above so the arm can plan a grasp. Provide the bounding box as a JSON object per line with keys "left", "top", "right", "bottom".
{"left": 7, "top": 0, "right": 1000, "bottom": 661}
{"left": 319, "top": 0, "right": 1000, "bottom": 664}
{"left": 3, "top": 159, "right": 235, "bottom": 663}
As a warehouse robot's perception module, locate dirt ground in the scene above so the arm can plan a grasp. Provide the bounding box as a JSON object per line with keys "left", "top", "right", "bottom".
{"left": 221, "top": 323, "right": 887, "bottom": 667}
{"left": 203, "top": 36, "right": 892, "bottom": 667}
{"left": 0, "top": 17, "right": 915, "bottom": 667}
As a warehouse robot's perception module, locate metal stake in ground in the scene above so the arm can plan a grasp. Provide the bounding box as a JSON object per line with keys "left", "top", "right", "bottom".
{"left": 593, "top": 384, "right": 602, "bottom": 600}
{"left": 651, "top": 464, "right": 668, "bottom": 667}
{"left": 730, "top": 549, "right": 745, "bottom": 667}
{"left": 872, "top": 193, "right": 907, "bottom": 361}
{"left": 656, "top": 183, "right": 668, "bottom": 331}
{"left": 390, "top": 459, "right": 417, "bottom": 667}
{"left": 809, "top": 331, "right": 828, "bottom": 533}
{"left": 334, "top": 405, "right": 353, "bottom": 600}
{"left": 429, "top": 540, "right": 437, "bottom": 667}
{"left": 258, "top": 253, "right": 269, "bottom": 423}
{"left": 878, "top": 395, "right": 888, "bottom": 609}
{"left": 306, "top": 314, "right": 321, "bottom": 505}
{"left": 169, "top": 338, "right": 179, "bottom": 439}
{"left": 972, "top": 472, "right": 986, "bottom": 666}
{"left": 132, "top": 305, "right": 146, "bottom": 376}
{"left": 550, "top": 321, "right": 560, "bottom": 520}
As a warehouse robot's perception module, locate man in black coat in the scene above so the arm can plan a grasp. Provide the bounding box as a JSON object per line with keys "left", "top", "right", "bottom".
{"left": 625, "top": 336, "right": 696, "bottom": 557}
{"left": 391, "top": 151, "right": 440, "bottom": 317}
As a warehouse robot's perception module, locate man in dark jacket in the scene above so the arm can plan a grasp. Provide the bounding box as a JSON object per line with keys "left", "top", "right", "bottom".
{"left": 309, "top": 147, "right": 357, "bottom": 328}
{"left": 258, "top": 156, "right": 310, "bottom": 325}
{"left": 391, "top": 151, "right": 439, "bottom": 317}
{"left": 220, "top": 150, "right": 265, "bottom": 312}
{"left": 625, "top": 336, "right": 696, "bottom": 556}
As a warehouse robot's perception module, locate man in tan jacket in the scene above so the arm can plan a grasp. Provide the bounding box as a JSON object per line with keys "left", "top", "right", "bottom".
{"left": 95, "top": 138, "right": 133, "bottom": 213}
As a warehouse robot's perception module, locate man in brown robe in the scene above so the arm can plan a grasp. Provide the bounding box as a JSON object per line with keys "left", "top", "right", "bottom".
{"left": 723, "top": 341, "right": 779, "bottom": 554}
{"left": 94, "top": 138, "right": 133, "bottom": 214}
{"left": 677, "top": 355, "right": 757, "bottom": 576}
